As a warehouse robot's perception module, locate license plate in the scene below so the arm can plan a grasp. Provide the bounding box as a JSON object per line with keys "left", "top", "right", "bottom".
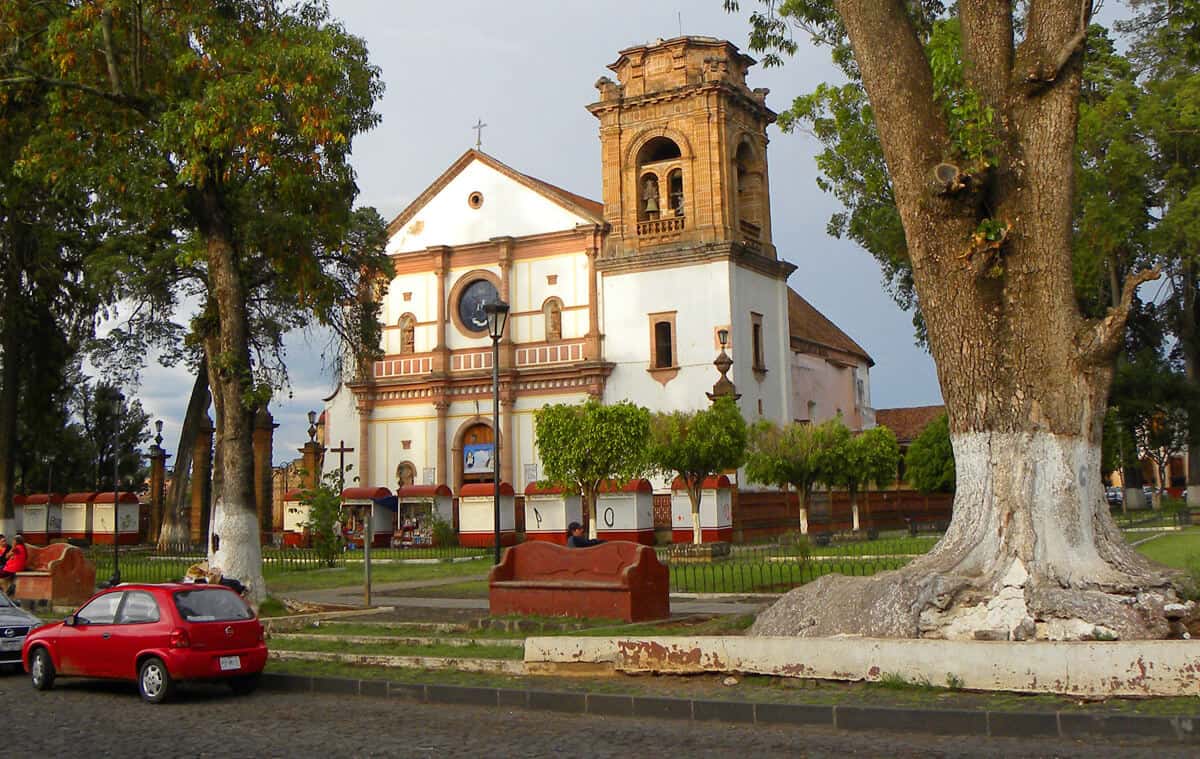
{"left": 219, "top": 655, "right": 241, "bottom": 671}
{"left": 0, "top": 639, "right": 20, "bottom": 651}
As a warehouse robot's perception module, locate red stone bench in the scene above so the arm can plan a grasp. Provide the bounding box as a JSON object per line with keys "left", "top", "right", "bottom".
{"left": 14, "top": 543, "right": 97, "bottom": 607}
{"left": 488, "top": 541, "right": 669, "bottom": 622}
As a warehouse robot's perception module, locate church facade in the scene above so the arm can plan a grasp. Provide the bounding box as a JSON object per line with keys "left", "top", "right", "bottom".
{"left": 322, "top": 36, "right": 874, "bottom": 497}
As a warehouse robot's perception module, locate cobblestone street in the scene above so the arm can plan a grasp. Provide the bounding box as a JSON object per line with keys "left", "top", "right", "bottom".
{"left": 2, "top": 673, "right": 1191, "bottom": 758}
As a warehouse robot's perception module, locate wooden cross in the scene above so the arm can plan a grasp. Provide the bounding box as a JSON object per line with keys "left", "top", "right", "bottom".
{"left": 473, "top": 118, "right": 487, "bottom": 150}
{"left": 328, "top": 439, "right": 355, "bottom": 491}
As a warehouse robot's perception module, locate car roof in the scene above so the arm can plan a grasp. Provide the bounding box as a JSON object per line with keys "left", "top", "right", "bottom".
{"left": 102, "top": 583, "right": 236, "bottom": 594}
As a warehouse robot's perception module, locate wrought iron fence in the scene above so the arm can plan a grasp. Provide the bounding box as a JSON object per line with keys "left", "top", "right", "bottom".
{"left": 341, "top": 545, "right": 490, "bottom": 562}
{"left": 84, "top": 545, "right": 344, "bottom": 586}
{"left": 665, "top": 555, "right": 914, "bottom": 594}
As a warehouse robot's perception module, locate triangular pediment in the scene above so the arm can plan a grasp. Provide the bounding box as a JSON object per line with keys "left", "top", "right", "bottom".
{"left": 386, "top": 150, "right": 603, "bottom": 255}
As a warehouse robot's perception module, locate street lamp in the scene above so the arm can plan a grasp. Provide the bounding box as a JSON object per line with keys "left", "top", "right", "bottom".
{"left": 484, "top": 300, "right": 510, "bottom": 565}
{"left": 109, "top": 391, "right": 125, "bottom": 587}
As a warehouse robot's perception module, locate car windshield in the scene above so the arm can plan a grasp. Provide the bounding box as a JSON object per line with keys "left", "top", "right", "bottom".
{"left": 173, "top": 589, "right": 253, "bottom": 623}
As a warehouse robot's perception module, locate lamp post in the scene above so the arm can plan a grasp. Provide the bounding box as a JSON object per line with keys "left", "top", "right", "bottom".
{"left": 109, "top": 391, "right": 125, "bottom": 587}
{"left": 706, "top": 328, "right": 741, "bottom": 403}
{"left": 484, "top": 300, "right": 510, "bottom": 565}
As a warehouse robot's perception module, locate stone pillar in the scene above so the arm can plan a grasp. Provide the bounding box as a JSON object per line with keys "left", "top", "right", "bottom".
{"left": 300, "top": 442, "right": 324, "bottom": 491}
{"left": 435, "top": 398, "right": 449, "bottom": 486}
{"left": 148, "top": 441, "right": 167, "bottom": 541}
{"left": 500, "top": 393, "right": 515, "bottom": 487}
{"left": 253, "top": 407, "right": 276, "bottom": 542}
{"left": 357, "top": 397, "right": 373, "bottom": 487}
{"left": 495, "top": 237, "right": 516, "bottom": 369}
{"left": 430, "top": 245, "right": 451, "bottom": 373}
{"left": 190, "top": 413, "right": 214, "bottom": 544}
{"left": 584, "top": 227, "right": 603, "bottom": 360}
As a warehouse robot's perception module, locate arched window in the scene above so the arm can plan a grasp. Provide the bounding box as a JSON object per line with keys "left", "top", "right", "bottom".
{"left": 735, "top": 140, "right": 764, "bottom": 243}
{"left": 398, "top": 314, "right": 416, "bottom": 354}
{"left": 639, "top": 172, "right": 660, "bottom": 221}
{"left": 638, "top": 137, "right": 682, "bottom": 164}
{"left": 635, "top": 137, "right": 684, "bottom": 231}
{"left": 667, "top": 169, "right": 684, "bottom": 217}
{"left": 542, "top": 298, "right": 563, "bottom": 341}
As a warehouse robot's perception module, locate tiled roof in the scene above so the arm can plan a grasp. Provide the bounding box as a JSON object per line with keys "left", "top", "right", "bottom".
{"left": 874, "top": 405, "right": 946, "bottom": 443}
{"left": 787, "top": 288, "right": 873, "bottom": 366}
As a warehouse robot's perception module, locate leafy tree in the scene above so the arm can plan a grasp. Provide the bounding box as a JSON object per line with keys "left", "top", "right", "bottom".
{"left": 824, "top": 421, "right": 899, "bottom": 531}
{"left": 648, "top": 397, "right": 747, "bottom": 545}
{"left": 745, "top": 417, "right": 845, "bottom": 533}
{"left": 904, "top": 413, "right": 955, "bottom": 494}
{"left": 2, "top": 1, "right": 389, "bottom": 599}
{"left": 733, "top": 1, "right": 1179, "bottom": 639}
{"left": 300, "top": 472, "right": 345, "bottom": 568}
{"left": 534, "top": 400, "right": 650, "bottom": 540}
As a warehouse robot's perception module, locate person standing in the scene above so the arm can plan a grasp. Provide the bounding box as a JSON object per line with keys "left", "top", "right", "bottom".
{"left": 0, "top": 534, "right": 27, "bottom": 595}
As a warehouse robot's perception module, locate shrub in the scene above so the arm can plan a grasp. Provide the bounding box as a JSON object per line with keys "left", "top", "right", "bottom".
{"left": 429, "top": 512, "right": 458, "bottom": 548}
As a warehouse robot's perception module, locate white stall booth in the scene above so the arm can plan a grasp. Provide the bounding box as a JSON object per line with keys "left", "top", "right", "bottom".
{"left": 457, "top": 482, "right": 515, "bottom": 548}
{"left": 281, "top": 489, "right": 309, "bottom": 547}
{"left": 596, "top": 479, "right": 656, "bottom": 546}
{"left": 670, "top": 475, "right": 733, "bottom": 544}
{"left": 340, "top": 486, "right": 395, "bottom": 548}
{"left": 92, "top": 491, "right": 141, "bottom": 545}
{"left": 394, "top": 485, "right": 454, "bottom": 547}
{"left": 523, "top": 483, "right": 581, "bottom": 544}
{"left": 21, "top": 493, "right": 64, "bottom": 545}
{"left": 61, "top": 492, "right": 96, "bottom": 542}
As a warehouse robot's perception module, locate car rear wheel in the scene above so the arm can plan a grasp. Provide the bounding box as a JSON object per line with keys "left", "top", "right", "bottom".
{"left": 30, "top": 648, "right": 55, "bottom": 691}
{"left": 228, "top": 673, "right": 260, "bottom": 696}
{"left": 137, "top": 657, "right": 174, "bottom": 704}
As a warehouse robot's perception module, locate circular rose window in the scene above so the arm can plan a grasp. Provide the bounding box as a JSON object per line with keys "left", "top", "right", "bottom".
{"left": 468, "top": 191, "right": 484, "bottom": 209}
{"left": 456, "top": 278, "right": 499, "bottom": 333}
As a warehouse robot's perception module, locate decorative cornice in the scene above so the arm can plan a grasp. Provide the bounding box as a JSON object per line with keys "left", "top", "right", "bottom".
{"left": 597, "top": 241, "right": 795, "bottom": 280}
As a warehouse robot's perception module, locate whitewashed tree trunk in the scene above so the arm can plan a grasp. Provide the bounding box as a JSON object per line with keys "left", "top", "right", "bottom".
{"left": 689, "top": 487, "right": 702, "bottom": 545}
{"left": 798, "top": 508, "right": 809, "bottom": 536}
{"left": 851, "top": 503, "right": 860, "bottom": 532}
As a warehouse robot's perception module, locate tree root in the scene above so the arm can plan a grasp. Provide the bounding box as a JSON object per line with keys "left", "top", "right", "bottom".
{"left": 751, "top": 563, "right": 1192, "bottom": 640}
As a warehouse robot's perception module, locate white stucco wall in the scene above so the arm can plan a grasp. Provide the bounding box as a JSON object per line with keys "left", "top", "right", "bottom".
{"left": 388, "top": 160, "right": 592, "bottom": 255}
{"left": 729, "top": 264, "right": 792, "bottom": 426}
{"left": 321, "top": 384, "right": 362, "bottom": 485}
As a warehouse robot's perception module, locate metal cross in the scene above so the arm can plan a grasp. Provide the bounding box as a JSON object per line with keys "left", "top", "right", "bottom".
{"left": 473, "top": 118, "right": 487, "bottom": 150}
{"left": 328, "top": 439, "right": 355, "bottom": 491}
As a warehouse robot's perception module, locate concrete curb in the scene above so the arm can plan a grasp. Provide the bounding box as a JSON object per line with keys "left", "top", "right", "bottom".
{"left": 258, "top": 672, "right": 1199, "bottom": 744}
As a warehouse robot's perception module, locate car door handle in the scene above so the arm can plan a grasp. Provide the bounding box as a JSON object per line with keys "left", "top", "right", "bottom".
{"left": 102, "top": 633, "right": 112, "bottom": 640}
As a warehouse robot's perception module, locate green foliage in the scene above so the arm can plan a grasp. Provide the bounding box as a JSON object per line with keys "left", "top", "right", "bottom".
{"left": 924, "top": 19, "right": 997, "bottom": 169}
{"left": 428, "top": 511, "right": 458, "bottom": 548}
{"left": 745, "top": 417, "right": 845, "bottom": 509}
{"left": 534, "top": 400, "right": 651, "bottom": 527}
{"left": 823, "top": 419, "right": 899, "bottom": 503}
{"left": 1110, "top": 352, "right": 1200, "bottom": 499}
{"left": 300, "top": 472, "right": 346, "bottom": 568}
{"left": 904, "top": 413, "right": 955, "bottom": 494}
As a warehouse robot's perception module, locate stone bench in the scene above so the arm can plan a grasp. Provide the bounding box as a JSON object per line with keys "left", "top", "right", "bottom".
{"left": 14, "top": 543, "right": 97, "bottom": 608}
{"left": 488, "top": 541, "right": 669, "bottom": 622}
{"left": 812, "top": 528, "right": 879, "bottom": 547}
{"left": 906, "top": 519, "right": 949, "bottom": 537}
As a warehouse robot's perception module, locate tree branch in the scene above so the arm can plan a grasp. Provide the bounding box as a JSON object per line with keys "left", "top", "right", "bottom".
{"left": 100, "top": 8, "right": 125, "bottom": 96}
{"left": 1078, "top": 267, "right": 1160, "bottom": 365}
{"left": 1024, "top": 0, "right": 1091, "bottom": 86}
{"left": 959, "top": 0, "right": 1014, "bottom": 110}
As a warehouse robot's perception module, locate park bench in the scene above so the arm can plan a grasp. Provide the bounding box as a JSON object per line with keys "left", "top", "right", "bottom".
{"left": 488, "top": 540, "right": 670, "bottom": 622}
{"left": 812, "top": 528, "right": 879, "bottom": 547}
{"left": 13, "top": 543, "right": 97, "bottom": 608}
{"left": 905, "top": 518, "right": 949, "bottom": 537}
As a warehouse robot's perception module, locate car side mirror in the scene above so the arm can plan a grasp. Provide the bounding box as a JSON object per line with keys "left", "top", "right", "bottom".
{"left": 63, "top": 614, "right": 76, "bottom": 627}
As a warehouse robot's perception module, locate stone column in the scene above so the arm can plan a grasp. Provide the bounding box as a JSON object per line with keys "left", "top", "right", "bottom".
{"left": 435, "top": 398, "right": 449, "bottom": 486}
{"left": 584, "top": 226, "right": 603, "bottom": 360}
{"left": 357, "top": 397, "right": 373, "bottom": 487}
{"left": 190, "top": 413, "right": 214, "bottom": 544}
{"left": 253, "top": 407, "right": 276, "bottom": 542}
{"left": 500, "top": 393, "right": 515, "bottom": 487}
{"left": 148, "top": 441, "right": 167, "bottom": 541}
{"left": 300, "top": 441, "right": 324, "bottom": 491}
{"left": 430, "top": 245, "right": 451, "bottom": 373}
{"left": 495, "top": 237, "right": 516, "bottom": 369}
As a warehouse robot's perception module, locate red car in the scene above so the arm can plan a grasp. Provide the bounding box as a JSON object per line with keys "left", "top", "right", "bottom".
{"left": 22, "top": 583, "right": 268, "bottom": 703}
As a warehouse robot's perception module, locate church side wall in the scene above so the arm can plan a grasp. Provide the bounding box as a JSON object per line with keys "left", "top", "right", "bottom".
{"left": 321, "top": 385, "right": 362, "bottom": 483}
{"left": 388, "top": 162, "right": 587, "bottom": 254}
{"left": 729, "top": 264, "right": 792, "bottom": 427}
{"left": 600, "top": 261, "right": 733, "bottom": 413}
{"left": 790, "top": 353, "right": 864, "bottom": 429}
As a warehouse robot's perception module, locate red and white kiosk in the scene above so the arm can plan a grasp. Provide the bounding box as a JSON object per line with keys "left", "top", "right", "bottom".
{"left": 340, "top": 486, "right": 394, "bottom": 548}
{"left": 394, "top": 485, "right": 454, "bottom": 547}
{"left": 61, "top": 492, "right": 97, "bottom": 542}
{"left": 457, "top": 482, "right": 516, "bottom": 548}
{"left": 281, "top": 489, "right": 309, "bottom": 547}
{"left": 596, "top": 479, "right": 656, "bottom": 545}
{"left": 92, "top": 491, "right": 141, "bottom": 545}
{"left": 670, "top": 475, "right": 733, "bottom": 543}
{"left": 523, "top": 483, "right": 581, "bottom": 544}
{"left": 21, "top": 493, "right": 64, "bottom": 545}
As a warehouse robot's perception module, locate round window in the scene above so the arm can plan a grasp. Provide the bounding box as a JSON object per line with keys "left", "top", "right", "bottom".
{"left": 467, "top": 191, "right": 484, "bottom": 209}
{"left": 456, "top": 278, "right": 500, "bottom": 333}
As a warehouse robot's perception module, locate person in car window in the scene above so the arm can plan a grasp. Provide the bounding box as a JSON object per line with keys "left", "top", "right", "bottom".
{"left": 0, "top": 534, "right": 28, "bottom": 594}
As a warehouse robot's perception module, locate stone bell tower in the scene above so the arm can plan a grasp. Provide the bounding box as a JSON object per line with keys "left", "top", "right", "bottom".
{"left": 587, "top": 36, "right": 778, "bottom": 262}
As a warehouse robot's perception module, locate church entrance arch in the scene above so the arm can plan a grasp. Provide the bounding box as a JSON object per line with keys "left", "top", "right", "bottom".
{"left": 452, "top": 419, "right": 500, "bottom": 491}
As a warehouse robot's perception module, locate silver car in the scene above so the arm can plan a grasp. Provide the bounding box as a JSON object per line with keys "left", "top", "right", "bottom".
{"left": 0, "top": 592, "right": 40, "bottom": 670}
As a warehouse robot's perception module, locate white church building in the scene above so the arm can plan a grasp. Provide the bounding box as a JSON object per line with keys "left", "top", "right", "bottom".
{"left": 322, "top": 36, "right": 874, "bottom": 501}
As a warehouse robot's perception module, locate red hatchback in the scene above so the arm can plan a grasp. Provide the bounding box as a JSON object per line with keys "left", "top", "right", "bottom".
{"left": 22, "top": 583, "right": 268, "bottom": 703}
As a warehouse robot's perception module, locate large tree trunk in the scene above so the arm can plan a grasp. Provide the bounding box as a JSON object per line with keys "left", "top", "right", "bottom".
{"left": 753, "top": 0, "right": 1182, "bottom": 640}
{"left": 158, "top": 365, "right": 209, "bottom": 548}
{"left": 1181, "top": 266, "right": 1200, "bottom": 504}
{"left": 192, "top": 185, "right": 264, "bottom": 603}
{"left": 0, "top": 236, "right": 20, "bottom": 538}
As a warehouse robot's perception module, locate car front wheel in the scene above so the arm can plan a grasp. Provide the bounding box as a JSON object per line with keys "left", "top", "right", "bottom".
{"left": 30, "top": 648, "right": 55, "bottom": 691}
{"left": 137, "top": 657, "right": 174, "bottom": 704}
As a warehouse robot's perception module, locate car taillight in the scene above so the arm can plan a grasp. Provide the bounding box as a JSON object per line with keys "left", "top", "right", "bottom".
{"left": 170, "top": 628, "right": 190, "bottom": 648}
{"left": 258, "top": 623, "right": 265, "bottom": 643}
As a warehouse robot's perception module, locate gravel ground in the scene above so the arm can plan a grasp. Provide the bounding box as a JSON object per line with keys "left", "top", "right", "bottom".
{"left": 1, "top": 672, "right": 1191, "bottom": 758}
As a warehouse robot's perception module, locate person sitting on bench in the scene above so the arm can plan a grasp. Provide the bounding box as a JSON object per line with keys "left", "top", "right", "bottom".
{"left": 0, "top": 534, "right": 28, "bottom": 595}
{"left": 566, "top": 521, "right": 604, "bottom": 548}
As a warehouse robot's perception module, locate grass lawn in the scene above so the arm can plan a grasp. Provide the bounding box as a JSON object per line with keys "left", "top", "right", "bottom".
{"left": 1133, "top": 528, "right": 1200, "bottom": 570}
{"left": 269, "top": 636, "right": 524, "bottom": 660}
{"left": 265, "top": 559, "right": 488, "bottom": 593}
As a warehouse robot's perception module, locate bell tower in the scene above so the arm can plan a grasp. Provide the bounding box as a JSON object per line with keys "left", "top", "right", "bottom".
{"left": 588, "top": 36, "right": 778, "bottom": 261}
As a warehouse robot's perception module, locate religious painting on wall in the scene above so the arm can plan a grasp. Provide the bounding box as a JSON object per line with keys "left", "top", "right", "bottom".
{"left": 463, "top": 443, "right": 495, "bottom": 475}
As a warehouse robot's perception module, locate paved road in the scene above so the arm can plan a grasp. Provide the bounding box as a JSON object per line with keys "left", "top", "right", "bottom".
{"left": 1, "top": 673, "right": 1189, "bottom": 758}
